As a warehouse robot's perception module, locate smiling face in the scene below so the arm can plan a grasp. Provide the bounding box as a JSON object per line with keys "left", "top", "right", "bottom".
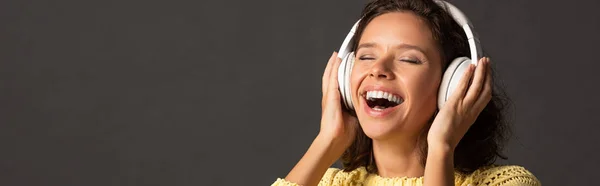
{"left": 350, "top": 11, "right": 444, "bottom": 140}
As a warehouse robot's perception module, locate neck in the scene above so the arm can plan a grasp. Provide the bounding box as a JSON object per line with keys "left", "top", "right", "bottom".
{"left": 372, "top": 135, "right": 425, "bottom": 178}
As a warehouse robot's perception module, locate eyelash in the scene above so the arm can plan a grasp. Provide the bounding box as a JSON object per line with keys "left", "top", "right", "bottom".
{"left": 358, "top": 57, "right": 422, "bottom": 64}
{"left": 401, "top": 59, "right": 422, "bottom": 64}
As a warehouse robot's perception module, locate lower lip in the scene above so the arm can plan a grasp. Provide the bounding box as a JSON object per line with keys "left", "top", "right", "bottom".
{"left": 361, "top": 98, "right": 399, "bottom": 117}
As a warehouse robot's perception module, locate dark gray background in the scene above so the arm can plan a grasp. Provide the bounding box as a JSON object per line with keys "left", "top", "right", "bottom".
{"left": 1, "top": 0, "right": 598, "bottom": 185}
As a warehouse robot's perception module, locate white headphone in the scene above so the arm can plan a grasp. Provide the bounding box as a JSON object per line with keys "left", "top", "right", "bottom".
{"left": 336, "top": 0, "right": 483, "bottom": 111}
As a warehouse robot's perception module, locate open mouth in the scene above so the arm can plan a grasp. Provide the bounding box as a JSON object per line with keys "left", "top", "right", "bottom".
{"left": 362, "top": 90, "right": 404, "bottom": 111}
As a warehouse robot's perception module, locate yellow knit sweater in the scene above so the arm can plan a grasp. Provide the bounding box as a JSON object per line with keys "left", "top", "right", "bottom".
{"left": 272, "top": 165, "right": 540, "bottom": 186}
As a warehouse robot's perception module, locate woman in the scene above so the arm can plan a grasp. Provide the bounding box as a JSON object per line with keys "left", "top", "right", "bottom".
{"left": 272, "top": 0, "right": 540, "bottom": 185}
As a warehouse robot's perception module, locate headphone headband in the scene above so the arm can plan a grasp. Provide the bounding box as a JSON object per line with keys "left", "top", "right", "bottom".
{"left": 338, "top": 0, "right": 482, "bottom": 63}
{"left": 337, "top": 21, "right": 359, "bottom": 59}
{"left": 434, "top": 0, "right": 482, "bottom": 64}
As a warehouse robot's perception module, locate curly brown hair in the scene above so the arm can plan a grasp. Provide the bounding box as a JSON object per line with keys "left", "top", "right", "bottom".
{"left": 340, "top": 0, "right": 511, "bottom": 174}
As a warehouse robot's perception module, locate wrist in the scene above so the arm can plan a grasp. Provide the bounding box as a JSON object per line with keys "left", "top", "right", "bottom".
{"left": 427, "top": 142, "right": 454, "bottom": 157}
{"left": 424, "top": 144, "right": 455, "bottom": 186}
{"left": 313, "top": 134, "right": 348, "bottom": 164}
{"left": 316, "top": 132, "right": 352, "bottom": 148}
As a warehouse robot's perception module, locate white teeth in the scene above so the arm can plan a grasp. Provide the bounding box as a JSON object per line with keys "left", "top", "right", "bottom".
{"left": 364, "top": 90, "right": 403, "bottom": 104}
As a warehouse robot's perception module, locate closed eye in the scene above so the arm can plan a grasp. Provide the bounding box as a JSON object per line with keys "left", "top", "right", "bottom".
{"left": 359, "top": 57, "right": 375, "bottom": 61}
{"left": 400, "top": 59, "right": 422, "bottom": 64}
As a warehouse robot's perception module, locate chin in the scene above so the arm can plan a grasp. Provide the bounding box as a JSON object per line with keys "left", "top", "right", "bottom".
{"left": 358, "top": 120, "right": 400, "bottom": 140}
{"left": 355, "top": 103, "right": 428, "bottom": 141}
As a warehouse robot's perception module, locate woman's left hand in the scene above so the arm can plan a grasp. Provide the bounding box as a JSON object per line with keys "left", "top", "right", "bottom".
{"left": 427, "top": 57, "right": 492, "bottom": 150}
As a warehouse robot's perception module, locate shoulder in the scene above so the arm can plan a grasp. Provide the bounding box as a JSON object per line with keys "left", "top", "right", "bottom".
{"left": 465, "top": 165, "right": 541, "bottom": 186}
{"left": 318, "top": 167, "right": 369, "bottom": 186}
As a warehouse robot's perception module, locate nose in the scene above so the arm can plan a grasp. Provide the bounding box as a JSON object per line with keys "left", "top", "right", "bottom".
{"left": 368, "top": 58, "right": 394, "bottom": 80}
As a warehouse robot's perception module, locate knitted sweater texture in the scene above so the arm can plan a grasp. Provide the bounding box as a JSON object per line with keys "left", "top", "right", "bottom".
{"left": 272, "top": 165, "right": 540, "bottom": 186}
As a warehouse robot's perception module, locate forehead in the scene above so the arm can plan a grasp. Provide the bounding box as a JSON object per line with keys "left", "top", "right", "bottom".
{"left": 358, "top": 12, "right": 439, "bottom": 56}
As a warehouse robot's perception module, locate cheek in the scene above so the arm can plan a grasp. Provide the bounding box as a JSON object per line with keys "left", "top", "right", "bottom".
{"left": 350, "top": 64, "right": 366, "bottom": 102}
{"left": 405, "top": 69, "right": 442, "bottom": 103}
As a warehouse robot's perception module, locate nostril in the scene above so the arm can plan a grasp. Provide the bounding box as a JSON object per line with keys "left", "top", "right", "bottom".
{"left": 368, "top": 68, "right": 393, "bottom": 79}
{"left": 369, "top": 72, "right": 384, "bottom": 76}
{"left": 369, "top": 73, "right": 388, "bottom": 78}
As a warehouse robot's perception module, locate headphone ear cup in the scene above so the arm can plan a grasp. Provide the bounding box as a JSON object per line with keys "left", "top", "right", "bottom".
{"left": 344, "top": 52, "right": 355, "bottom": 110}
{"left": 438, "top": 57, "right": 472, "bottom": 109}
{"left": 338, "top": 52, "right": 355, "bottom": 110}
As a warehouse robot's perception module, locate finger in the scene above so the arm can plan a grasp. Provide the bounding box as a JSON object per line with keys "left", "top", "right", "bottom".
{"left": 322, "top": 52, "right": 337, "bottom": 107}
{"left": 448, "top": 62, "right": 475, "bottom": 103}
{"left": 327, "top": 55, "right": 343, "bottom": 102}
{"left": 322, "top": 51, "right": 337, "bottom": 93}
{"left": 474, "top": 59, "right": 493, "bottom": 110}
{"left": 464, "top": 57, "right": 488, "bottom": 107}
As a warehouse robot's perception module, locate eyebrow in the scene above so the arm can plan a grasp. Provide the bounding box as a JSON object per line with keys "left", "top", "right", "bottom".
{"left": 357, "top": 42, "right": 426, "bottom": 54}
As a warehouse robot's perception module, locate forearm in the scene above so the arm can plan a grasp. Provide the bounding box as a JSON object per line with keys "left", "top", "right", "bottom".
{"left": 284, "top": 135, "right": 345, "bottom": 186}
{"left": 423, "top": 145, "right": 455, "bottom": 186}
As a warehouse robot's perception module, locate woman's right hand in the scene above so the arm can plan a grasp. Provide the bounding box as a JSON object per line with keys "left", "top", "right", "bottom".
{"left": 281, "top": 52, "right": 360, "bottom": 186}
{"left": 318, "top": 51, "right": 359, "bottom": 151}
